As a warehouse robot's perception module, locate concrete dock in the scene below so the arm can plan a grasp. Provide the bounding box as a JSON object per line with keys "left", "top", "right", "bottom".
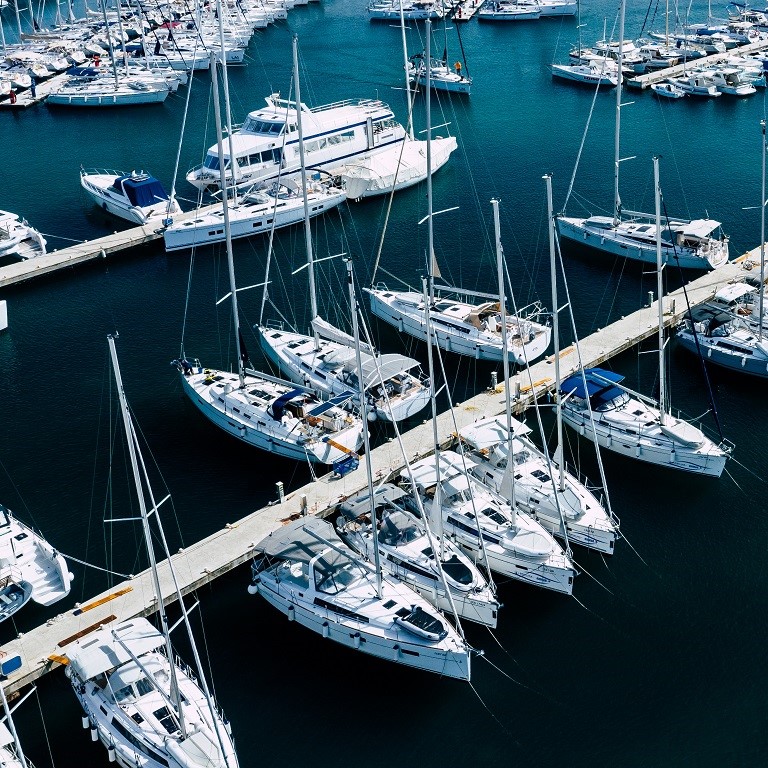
{"left": 0, "top": 245, "right": 761, "bottom": 695}
{"left": 626, "top": 38, "right": 768, "bottom": 89}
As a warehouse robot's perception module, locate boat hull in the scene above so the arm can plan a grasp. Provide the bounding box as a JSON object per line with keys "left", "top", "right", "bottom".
{"left": 252, "top": 578, "right": 470, "bottom": 680}
{"left": 180, "top": 370, "right": 364, "bottom": 465}
{"left": 557, "top": 216, "right": 728, "bottom": 270}
{"left": 677, "top": 328, "right": 768, "bottom": 378}
{"left": 366, "top": 289, "right": 551, "bottom": 364}
{"left": 561, "top": 407, "right": 728, "bottom": 477}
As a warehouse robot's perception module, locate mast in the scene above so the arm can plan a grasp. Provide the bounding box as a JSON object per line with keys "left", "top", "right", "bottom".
{"left": 0, "top": 684, "right": 27, "bottom": 768}
{"left": 545, "top": 175, "right": 565, "bottom": 491}
{"left": 99, "top": 0, "right": 121, "bottom": 90}
{"left": 346, "top": 259, "right": 381, "bottom": 598}
{"left": 760, "top": 119, "right": 765, "bottom": 342}
{"left": 423, "top": 21, "right": 445, "bottom": 556}
{"left": 107, "top": 335, "right": 187, "bottom": 739}
{"left": 216, "top": 0, "right": 238, "bottom": 199}
{"left": 613, "top": 0, "right": 625, "bottom": 226}
{"left": 211, "top": 49, "right": 245, "bottom": 389}
{"left": 653, "top": 156, "right": 666, "bottom": 425}
{"left": 293, "top": 34, "right": 319, "bottom": 348}
{"left": 492, "top": 199, "right": 516, "bottom": 508}
{"left": 398, "top": 0, "right": 415, "bottom": 140}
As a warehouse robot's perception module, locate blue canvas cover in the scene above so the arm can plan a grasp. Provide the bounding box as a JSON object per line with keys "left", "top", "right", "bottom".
{"left": 269, "top": 389, "right": 305, "bottom": 421}
{"left": 114, "top": 175, "right": 170, "bottom": 207}
{"left": 560, "top": 368, "right": 625, "bottom": 401}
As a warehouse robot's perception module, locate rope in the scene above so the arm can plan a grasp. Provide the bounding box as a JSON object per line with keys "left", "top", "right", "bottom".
{"left": 468, "top": 679, "right": 518, "bottom": 742}
{"left": 61, "top": 552, "right": 133, "bottom": 580}
{"left": 34, "top": 684, "right": 56, "bottom": 768}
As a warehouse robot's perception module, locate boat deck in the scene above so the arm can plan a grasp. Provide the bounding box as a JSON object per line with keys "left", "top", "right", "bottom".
{"left": 626, "top": 37, "right": 768, "bottom": 89}
{"left": 0, "top": 246, "right": 762, "bottom": 695}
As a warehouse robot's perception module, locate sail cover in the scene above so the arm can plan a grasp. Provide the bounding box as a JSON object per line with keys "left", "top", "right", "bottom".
{"left": 312, "top": 316, "right": 373, "bottom": 353}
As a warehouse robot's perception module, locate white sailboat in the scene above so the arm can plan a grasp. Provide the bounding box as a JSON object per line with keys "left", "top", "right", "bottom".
{"left": 367, "top": 22, "right": 551, "bottom": 365}
{"left": 0, "top": 673, "right": 37, "bottom": 768}
{"left": 677, "top": 121, "right": 768, "bottom": 378}
{"left": 173, "top": 50, "right": 365, "bottom": 465}
{"left": 459, "top": 193, "right": 619, "bottom": 555}
{"left": 258, "top": 36, "right": 430, "bottom": 424}
{"left": 557, "top": 0, "right": 730, "bottom": 271}
{"left": 65, "top": 334, "right": 239, "bottom": 768}
{"left": 0, "top": 502, "right": 72, "bottom": 622}
{"left": 250, "top": 287, "right": 472, "bottom": 679}
{"left": 559, "top": 157, "right": 732, "bottom": 477}
{"left": 163, "top": 177, "right": 346, "bottom": 252}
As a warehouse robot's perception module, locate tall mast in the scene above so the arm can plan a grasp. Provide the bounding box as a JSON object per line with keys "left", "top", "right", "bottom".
{"left": 426, "top": 19, "right": 435, "bottom": 304}
{"left": 346, "top": 259, "right": 381, "bottom": 598}
{"left": 545, "top": 175, "right": 565, "bottom": 491}
{"left": 760, "top": 119, "right": 765, "bottom": 342}
{"left": 423, "top": 22, "right": 444, "bottom": 556}
{"left": 293, "top": 34, "right": 319, "bottom": 348}
{"left": 100, "top": 0, "right": 121, "bottom": 89}
{"left": 0, "top": 684, "right": 27, "bottom": 768}
{"left": 211, "top": 49, "right": 245, "bottom": 388}
{"left": 398, "top": 0, "right": 415, "bottom": 140}
{"left": 107, "top": 335, "right": 187, "bottom": 738}
{"left": 613, "top": 0, "right": 625, "bottom": 226}
{"left": 216, "top": 0, "right": 238, "bottom": 199}
{"left": 653, "top": 156, "right": 666, "bottom": 425}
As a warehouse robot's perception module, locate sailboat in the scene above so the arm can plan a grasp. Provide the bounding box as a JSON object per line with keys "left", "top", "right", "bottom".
{"left": 258, "top": 36, "right": 430, "bottom": 424}
{"left": 556, "top": 0, "right": 730, "bottom": 271}
{"left": 408, "top": 9, "right": 472, "bottom": 95}
{"left": 65, "top": 334, "right": 239, "bottom": 768}
{"left": 676, "top": 120, "right": 768, "bottom": 378}
{"left": 0, "top": 210, "right": 46, "bottom": 260}
{"left": 249, "top": 261, "right": 472, "bottom": 681}
{"left": 0, "top": 502, "right": 72, "bottom": 622}
{"left": 172, "top": 48, "right": 365, "bottom": 464}
{"left": 332, "top": 258, "right": 499, "bottom": 626}
{"left": 559, "top": 157, "right": 732, "bottom": 477}
{"left": 367, "top": 20, "right": 551, "bottom": 365}
{"left": 459, "top": 194, "right": 619, "bottom": 555}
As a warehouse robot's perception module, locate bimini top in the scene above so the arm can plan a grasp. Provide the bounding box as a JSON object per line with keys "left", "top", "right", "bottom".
{"left": 560, "top": 368, "right": 625, "bottom": 403}
{"left": 257, "top": 517, "right": 350, "bottom": 572}
{"left": 114, "top": 174, "right": 170, "bottom": 207}
{"left": 66, "top": 617, "right": 165, "bottom": 681}
{"left": 344, "top": 353, "right": 421, "bottom": 388}
{"left": 338, "top": 484, "right": 407, "bottom": 521}
{"left": 674, "top": 219, "right": 721, "bottom": 239}
{"left": 459, "top": 415, "right": 532, "bottom": 450}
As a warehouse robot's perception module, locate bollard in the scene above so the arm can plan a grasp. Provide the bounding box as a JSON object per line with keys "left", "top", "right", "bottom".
{"left": 490, "top": 371, "right": 498, "bottom": 390}
{"left": 276, "top": 481, "right": 284, "bottom": 504}
{"left": 647, "top": 290, "right": 654, "bottom": 307}
{"left": 300, "top": 494, "right": 307, "bottom": 516}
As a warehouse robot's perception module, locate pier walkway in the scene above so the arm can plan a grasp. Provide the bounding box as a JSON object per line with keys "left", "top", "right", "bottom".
{"left": 0, "top": 207, "right": 207, "bottom": 290}
{"left": 451, "top": 0, "right": 484, "bottom": 22}
{"left": 626, "top": 38, "right": 768, "bottom": 89}
{"left": 0, "top": 246, "right": 760, "bottom": 694}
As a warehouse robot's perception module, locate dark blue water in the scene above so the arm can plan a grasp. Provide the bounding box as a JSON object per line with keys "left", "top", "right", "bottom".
{"left": 1, "top": 1, "right": 767, "bottom": 766}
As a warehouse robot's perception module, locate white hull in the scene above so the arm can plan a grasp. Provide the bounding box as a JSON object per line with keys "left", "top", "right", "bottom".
{"left": 164, "top": 185, "right": 345, "bottom": 251}
{"left": 252, "top": 575, "right": 470, "bottom": 680}
{"left": 677, "top": 328, "right": 768, "bottom": 378}
{"left": 561, "top": 406, "right": 728, "bottom": 477}
{"left": 180, "top": 368, "right": 364, "bottom": 464}
{"left": 258, "top": 328, "right": 430, "bottom": 423}
{"left": 47, "top": 85, "right": 169, "bottom": 106}
{"left": 551, "top": 63, "right": 618, "bottom": 86}
{"left": 341, "top": 136, "right": 456, "bottom": 200}
{"left": 557, "top": 216, "right": 729, "bottom": 270}
{"left": 366, "top": 288, "right": 551, "bottom": 364}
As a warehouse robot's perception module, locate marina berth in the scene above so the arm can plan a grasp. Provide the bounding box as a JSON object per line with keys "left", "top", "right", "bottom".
{"left": 478, "top": 2, "right": 541, "bottom": 21}
{"left": 367, "top": 0, "right": 444, "bottom": 21}
{"left": 249, "top": 517, "right": 472, "bottom": 680}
